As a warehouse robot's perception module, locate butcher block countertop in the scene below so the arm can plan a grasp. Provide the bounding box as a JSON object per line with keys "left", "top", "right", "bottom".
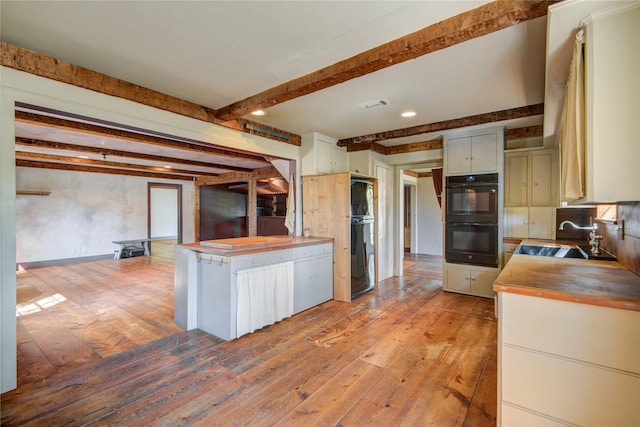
{"left": 494, "top": 240, "right": 640, "bottom": 312}
{"left": 179, "top": 236, "right": 333, "bottom": 257}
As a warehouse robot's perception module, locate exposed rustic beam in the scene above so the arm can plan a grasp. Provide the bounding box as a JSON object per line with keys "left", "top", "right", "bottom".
{"left": 338, "top": 104, "right": 544, "bottom": 146}
{"left": 383, "top": 138, "right": 444, "bottom": 155}
{"left": 504, "top": 124, "right": 543, "bottom": 140}
{"left": 194, "top": 166, "right": 282, "bottom": 187}
{"left": 16, "top": 159, "right": 193, "bottom": 181}
{"left": 15, "top": 111, "right": 269, "bottom": 163}
{"left": 15, "top": 137, "right": 253, "bottom": 172}
{"left": 15, "top": 151, "right": 218, "bottom": 177}
{"left": 403, "top": 170, "right": 419, "bottom": 178}
{"left": 418, "top": 172, "right": 434, "bottom": 178}
{"left": 214, "top": 1, "right": 558, "bottom": 121}
{"left": 2, "top": 42, "right": 301, "bottom": 145}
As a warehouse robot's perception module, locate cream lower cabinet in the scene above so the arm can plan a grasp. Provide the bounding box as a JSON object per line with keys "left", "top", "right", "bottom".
{"left": 293, "top": 243, "right": 333, "bottom": 313}
{"left": 504, "top": 206, "right": 555, "bottom": 240}
{"left": 444, "top": 263, "right": 497, "bottom": 298}
{"left": 497, "top": 292, "right": 640, "bottom": 426}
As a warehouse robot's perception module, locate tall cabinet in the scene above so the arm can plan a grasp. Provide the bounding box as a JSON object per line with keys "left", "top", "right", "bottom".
{"left": 442, "top": 128, "right": 504, "bottom": 299}
{"left": 504, "top": 149, "right": 557, "bottom": 241}
{"left": 302, "top": 172, "right": 376, "bottom": 302}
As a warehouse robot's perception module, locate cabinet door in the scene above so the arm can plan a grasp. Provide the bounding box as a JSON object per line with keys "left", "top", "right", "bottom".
{"left": 445, "top": 137, "right": 472, "bottom": 175}
{"left": 315, "top": 138, "right": 335, "bottom": 174}
{"left": 505, "top": 207, "right": 529, "bottom": 238}
{"left": 505, "top": 154, "right": 528, "bottom": 206}
{"left": 313, "top": 253, "right": 333, "bottom": 305}
{"left": 445, "top": 265, "right": 471, "bottom": 292}
{"left": 530, "top": 153, "right": 553, "bottom": 206}
{"left": 528, "top": 207, "right": 554, "bottom": 239}
{"left": 469, "top": 268, "right": 497, "bottom": 296}
{"left": 470, "top": 133, "right": 498, "bottom": 173}
{"left": 294, "top": 257, "right": 315, "bottom": 313}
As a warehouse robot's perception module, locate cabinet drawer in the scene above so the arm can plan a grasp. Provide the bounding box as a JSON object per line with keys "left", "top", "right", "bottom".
{"left": 237, "top": 253, "right": 269, "bottom": 270}
{"left": 315, "top": 243, "right": 333, "bottom": 256}
{"left": 295, "top": 246, "right": 315, "bottom": 260}
{"left": 502, "top": 345, "right": 640, "bottom": 427}
{"left": 501, "top": 293, "right": 640, "bottom": 373}
{"left": 269, "top": 250, "right": 294, "bottom": 264}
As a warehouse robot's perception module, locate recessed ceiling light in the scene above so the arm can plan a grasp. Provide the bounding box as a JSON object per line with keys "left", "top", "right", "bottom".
{"left": 401, "top": 111, "right": 417, "bottom": 118}
{"left": 163, "top": 165, "right": 173, "bottom": 169}
{"left": 251, "top": 110, "right": 266, "bottom": 116}
{"left": 78, "top": 155, "right": 89, "bottom": 159}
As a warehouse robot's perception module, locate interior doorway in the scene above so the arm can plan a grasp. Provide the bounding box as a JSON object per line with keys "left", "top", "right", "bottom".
{"left": 148, "top": 183, "right": 183, "bottom": 244}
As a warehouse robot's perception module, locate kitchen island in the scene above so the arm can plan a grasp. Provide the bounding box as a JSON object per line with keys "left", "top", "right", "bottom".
{"left": 494, "top": 241, "right": 640, "bottom": 426}
{"left": 174, "top": 236, "right": 333, "bottom": 341}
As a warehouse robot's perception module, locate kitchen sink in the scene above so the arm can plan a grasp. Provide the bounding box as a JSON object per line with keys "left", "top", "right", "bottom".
{"left": 515, "top": 245, "right": 586, "bottom": 259}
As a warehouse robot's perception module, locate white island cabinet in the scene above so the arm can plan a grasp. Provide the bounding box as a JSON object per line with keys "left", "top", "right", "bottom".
{"left": 174, "top": 237, "right": 333, "bottom": 341}
{"left": 497, "top": 292, "right": 640, "bottom": 426}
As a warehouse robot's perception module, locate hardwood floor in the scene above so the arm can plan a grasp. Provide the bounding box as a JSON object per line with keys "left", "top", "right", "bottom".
{"left": 3, "top": 248, "right": 497, "bottom": 426}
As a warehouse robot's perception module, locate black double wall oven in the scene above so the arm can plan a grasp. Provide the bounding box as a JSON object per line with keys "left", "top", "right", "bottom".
{"left": 445, "top": 173, "right": 499, "bottom": 268}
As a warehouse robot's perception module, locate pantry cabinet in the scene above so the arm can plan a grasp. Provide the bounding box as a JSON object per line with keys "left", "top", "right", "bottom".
{"left": 444, "top": 132, "right": 499, "bottom": 175}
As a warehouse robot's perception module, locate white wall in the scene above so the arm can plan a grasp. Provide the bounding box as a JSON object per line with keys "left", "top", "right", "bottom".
{"left": 416, "top": 176, "right": 443, "bottom": 256}
{"left": 15, "top": 169, "right": 193, "bottom": 263}
{"left": 150, "top": 187, "right": 179, "bottom": 239}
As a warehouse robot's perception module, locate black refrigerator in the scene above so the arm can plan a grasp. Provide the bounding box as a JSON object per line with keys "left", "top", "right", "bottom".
{"left": 350, "top": 179, "right": 375, "bottom": 297}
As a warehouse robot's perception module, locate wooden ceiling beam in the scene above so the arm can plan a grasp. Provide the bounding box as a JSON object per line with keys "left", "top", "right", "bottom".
{"left": 1, "top": 42, "right": 301, "bottom": 146}
{"left": 214, "top": 1, "right": 558, "bottom": 121}
{"left": 383, "top": 138, "right": 444, "bottom": 155}
{"left": 338, "top": 103, "right": 544, "bottom": 146}
{"left": 15, "top": 137, "right": 253, "bottom": 172}
{"left": 16, "top": 159, "right": 194, "bottom": 181}
{"left": 15, "top": 151, "right": 218, "bottom": 177}
{"left": 504, "top": 124, "right": 543, "bottom": 140}
{"left": 15, "top": 111, "right": 269, "bottom": 163}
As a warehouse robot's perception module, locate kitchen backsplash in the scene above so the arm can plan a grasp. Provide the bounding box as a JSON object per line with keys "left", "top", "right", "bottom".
{"left": 595, "top": 202, "right": 640, "bottom": 276}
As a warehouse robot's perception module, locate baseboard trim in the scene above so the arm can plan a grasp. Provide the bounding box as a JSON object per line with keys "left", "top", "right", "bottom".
{"left": 17, "top": 254, "right": 114, "bottom": 270}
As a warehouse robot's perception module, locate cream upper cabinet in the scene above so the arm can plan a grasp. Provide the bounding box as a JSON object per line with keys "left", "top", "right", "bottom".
{"left": 505, "top": 150, "right": 555, "bottom": 207}
{"left": 581, "top": 4, "right": 640, "bottom": 203}
{"left": 504, "top": 150, "right": 556, "bottom": 239}
{"left": 445, "top": 132, "right": 499, "bottom": 175}
{"left": 301, "top": 132, "right": 348, "bottom": 176}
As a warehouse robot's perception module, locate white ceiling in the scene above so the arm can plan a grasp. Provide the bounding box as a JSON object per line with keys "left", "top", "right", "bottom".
{"left": 1, "top": 1, "right": 549, "bottom": 145}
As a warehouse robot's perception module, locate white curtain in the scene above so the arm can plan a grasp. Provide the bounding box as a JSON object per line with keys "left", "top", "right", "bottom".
{"left": 560, "top": 28, "right": 586, "bottom": 201}
{"left": 284, "top": 175, "right": 295, "bottom": 235}
{"left": 236, "top": 261, "right": 294, "bottom": 338}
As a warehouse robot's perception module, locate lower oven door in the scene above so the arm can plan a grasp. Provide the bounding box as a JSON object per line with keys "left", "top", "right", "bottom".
{"left": 445, "top": 223, "right": 498, "bottom": 268}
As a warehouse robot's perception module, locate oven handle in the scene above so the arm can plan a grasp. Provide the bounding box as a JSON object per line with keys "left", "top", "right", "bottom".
{"left": 446, "top": 222, "right": 498, "bottom": 227}
{"left": 445, "top": 183, "right": 498, "bottom": 189}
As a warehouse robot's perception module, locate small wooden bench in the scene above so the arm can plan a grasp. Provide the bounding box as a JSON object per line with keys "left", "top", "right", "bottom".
{"left": 112, "top": 239, "right": 152, "bottom": 260}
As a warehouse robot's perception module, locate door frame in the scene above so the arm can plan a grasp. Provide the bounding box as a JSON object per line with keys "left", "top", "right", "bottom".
{"left": 147, "top": 183, "right": 183, "bottom": 244}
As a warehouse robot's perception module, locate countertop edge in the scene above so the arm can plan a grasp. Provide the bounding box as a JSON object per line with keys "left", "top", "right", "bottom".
{"left": 178, "top": 237, "right": 334, "bottom": 257}
{"left": 493, "top": 282, "right": 640, "bottom": 312}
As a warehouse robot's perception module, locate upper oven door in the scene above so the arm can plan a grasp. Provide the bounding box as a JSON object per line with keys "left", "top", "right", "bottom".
{"left": 445, "top": 174, "right": 499, "bottom": 223}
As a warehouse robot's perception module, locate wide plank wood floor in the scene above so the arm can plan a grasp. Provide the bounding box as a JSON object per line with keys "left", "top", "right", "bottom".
{"left": 2, "top": 245, "right": 497, "bottom": 426}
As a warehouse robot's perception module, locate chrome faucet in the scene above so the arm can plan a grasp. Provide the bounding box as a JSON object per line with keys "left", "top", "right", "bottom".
{"left": 558, "top": 221, "right": 603, "bottom": 255}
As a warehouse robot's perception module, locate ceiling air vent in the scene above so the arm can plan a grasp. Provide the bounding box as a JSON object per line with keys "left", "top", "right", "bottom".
{"left": 358, "top": 99, "right": 391, "bottom": 110}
